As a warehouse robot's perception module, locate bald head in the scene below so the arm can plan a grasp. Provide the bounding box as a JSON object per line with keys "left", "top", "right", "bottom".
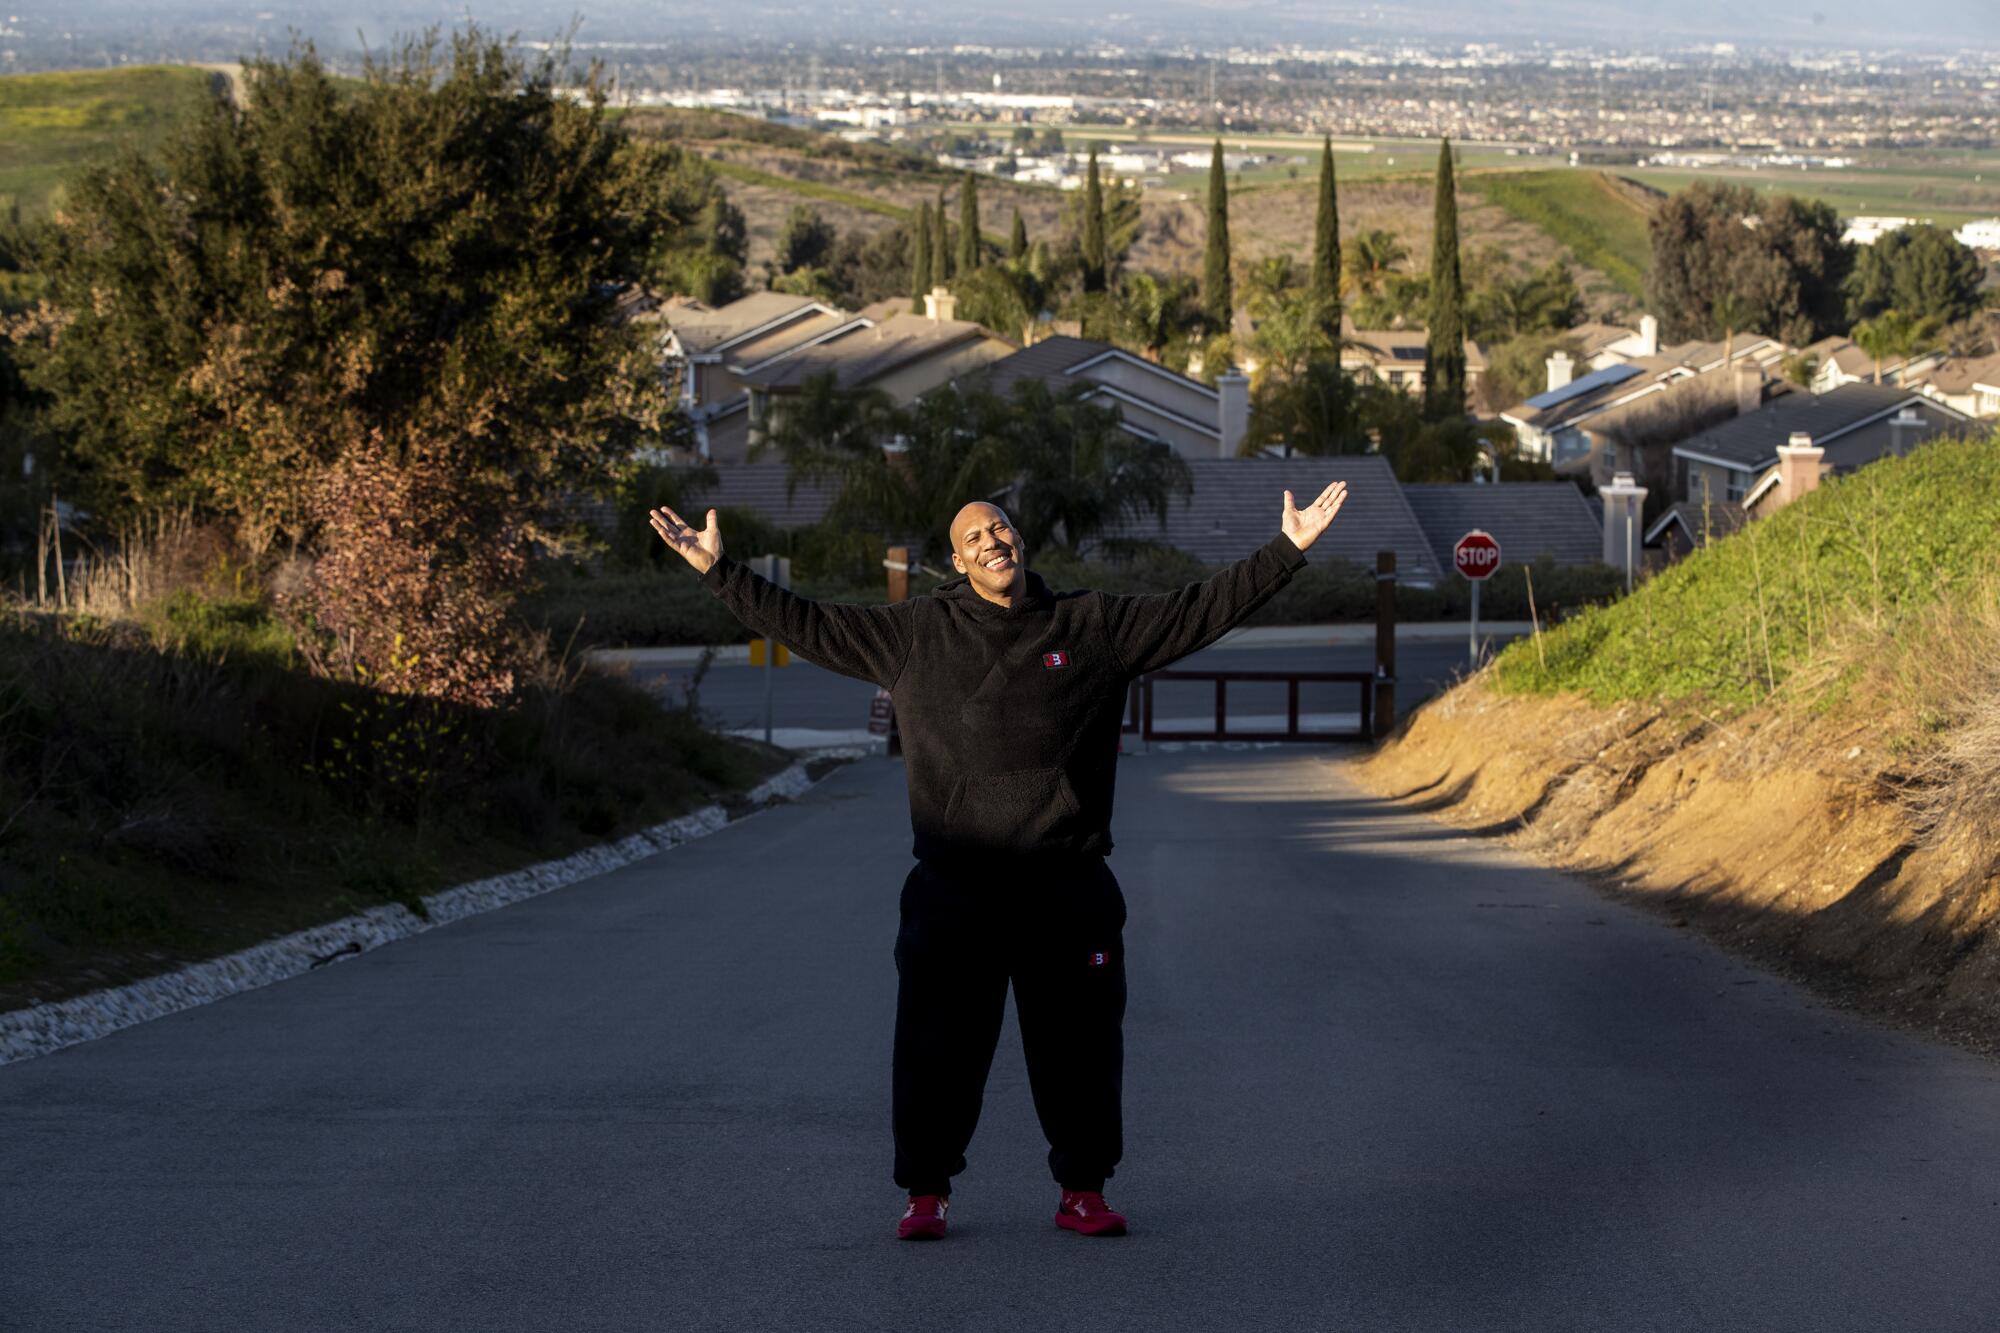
{"left": 948, "top": 500, "right": 1027, "bottom": 606}
{"left": 950, "top": 501, "right": 1013, "bottom": 550}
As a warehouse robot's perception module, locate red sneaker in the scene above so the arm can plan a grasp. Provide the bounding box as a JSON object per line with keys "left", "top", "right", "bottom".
{"left": 1055, "top": 1189, "right": 1128, "bottom": 1237}
{"left": 897, "top": 1193, "right": 949, "bottom": 1240}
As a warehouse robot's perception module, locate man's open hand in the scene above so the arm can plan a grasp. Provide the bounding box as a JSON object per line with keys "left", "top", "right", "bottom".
{"left": 649, "top": 504, "right": 723, "bottom": 575}
{"left": 1280, "top": 481, "right": 1348, "bottom": 553}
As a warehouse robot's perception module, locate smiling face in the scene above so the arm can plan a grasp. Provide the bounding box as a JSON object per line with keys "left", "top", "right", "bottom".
{"left": 949, "top": 501, "right": 1027, "bottom": 605}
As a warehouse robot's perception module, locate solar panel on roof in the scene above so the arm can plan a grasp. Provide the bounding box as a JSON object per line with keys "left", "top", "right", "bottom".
{"left": 1390, "top": 346, "right": 1427, "bottom": 361}
{"left": 1523, "top": 362, "right": 1642, "bottom": 411}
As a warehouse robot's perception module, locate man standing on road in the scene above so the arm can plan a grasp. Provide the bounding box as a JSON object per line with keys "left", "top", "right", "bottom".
{"left": 650, "top": 480, "right": 1347, "bottom": 1241}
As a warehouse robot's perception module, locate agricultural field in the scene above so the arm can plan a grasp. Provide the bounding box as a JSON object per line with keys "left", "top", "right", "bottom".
{"left": 0, "top": 66, "right": 216, "bottom": 219}
{"left": 1624, "top": 152, "right": 2000, "bottom": 227}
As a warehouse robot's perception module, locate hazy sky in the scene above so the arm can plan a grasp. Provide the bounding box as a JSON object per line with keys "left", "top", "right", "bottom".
{"left": 32, "top": 0, "right": 2000, "bottom": 50}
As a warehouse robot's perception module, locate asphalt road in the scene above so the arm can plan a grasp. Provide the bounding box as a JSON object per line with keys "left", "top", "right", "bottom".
{"left": 644, "top": 641, "right": 1502, "bottom": 741}
{"left": 6, "top": 751, "right": 2000, "bottom": 1331}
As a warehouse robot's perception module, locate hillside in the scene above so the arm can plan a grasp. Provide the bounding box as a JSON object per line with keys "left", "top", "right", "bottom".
{"left": 1359, "top": 433, "right": 2000, "bottom": 1047}
{"left": 0, "top": 66, "right": 217, "bottom": 218}
{"left": 1469, "top": 170, "right": 1655, "bottom": 302}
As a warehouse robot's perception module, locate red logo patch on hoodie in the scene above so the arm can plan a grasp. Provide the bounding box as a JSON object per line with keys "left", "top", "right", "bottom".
{"left": 1043, "top": 651, "right": 1069, "bottom": 668}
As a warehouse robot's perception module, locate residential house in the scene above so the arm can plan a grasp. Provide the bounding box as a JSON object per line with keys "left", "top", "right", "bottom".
{"left": 1400, "top": 483, "right": 1606, "bottom": 573}
{"left": 707, "top": 290, "right": 1016, "bottom": 462}
{"left": 1670, "top": 383, "right": 1973, "bottom": 507}
{"left": 1101, "top": 456, "right": 1445, "bottom": 583}
{"left": 1801, "top": 335, "right": 1945, "bottom": 393}
{"left": 1578, "top": 365, "right": 1786, "bottom": 490}
{"left": 1916, "top": 351, "right": 2000, "bottom": 420}
{"left": 1503, "top": 334, "right": 1787, "bottom": 468}
{"left": 975, "top": 336, "right": 1250, "bottom": 460}
{"left": 1337, "top": 317, "right": 1488, "bottom": 408}
{"left": 660, "top": 292, "right": 869, "bottom": 459}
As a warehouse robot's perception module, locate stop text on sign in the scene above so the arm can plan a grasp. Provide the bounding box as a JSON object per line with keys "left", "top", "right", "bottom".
{"left": 1454, "top": 530, "right": 1501, "bottom": 581}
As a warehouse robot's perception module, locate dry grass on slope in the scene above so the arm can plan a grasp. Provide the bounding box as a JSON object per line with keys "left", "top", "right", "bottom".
{"left": 1356, "top": 565, "right": 2000, "bottom": 1050}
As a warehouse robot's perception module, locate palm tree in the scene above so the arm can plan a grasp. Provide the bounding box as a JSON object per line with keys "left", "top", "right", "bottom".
{"left": 1000, "top": 381, "right": 1193, "bottom": 554}
{"left": 1341, "top": 228, "right": 1409, "bottom": 305}
{"left": 1851, "top": 309, "right": 1938, "bottom": 385}
{"left": 1116, "top": 272, "right": 1199, "bottom": 362}
{"left": 1711, "top": 292, "right": 1751, "bottom": 369}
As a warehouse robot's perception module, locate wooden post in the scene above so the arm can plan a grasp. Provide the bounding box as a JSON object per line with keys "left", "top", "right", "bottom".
{"left": 1373, "top": 550, "right": 1396, "bottom": 740}
{"left": 885, "top": 545, "right": 909, "bottom": 756}
{"left": 886, "top": 544, "right": 910, "bottom": 605}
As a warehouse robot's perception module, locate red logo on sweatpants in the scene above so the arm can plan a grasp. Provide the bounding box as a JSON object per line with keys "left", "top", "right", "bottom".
{"left": 1043, "top": 651, "right": 1069, "bottom": 668}
{"left": 1088, "top": 951, "right": 1108, "bottom": 966}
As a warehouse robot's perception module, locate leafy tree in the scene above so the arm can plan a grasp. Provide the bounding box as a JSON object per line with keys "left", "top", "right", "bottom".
{"left": 1081, "top": 150, "right": 1108, "bottom": 293}
{"left": 1646, "top": 182, "right": 1851, "bottom": 344}
{"left": 18, "top": 28, "right": 693, "bottom": 700}
{"left": 700, "top": 187, "right": 747, "bottom": 265}
{"left": 910, "top": 202, "right": 932, "bottom": 311}
{"left": 1480, "top": 332, "right": 1580, "bottom": 412}
{"left": 825, "top": 220, "right": 912, "bottom": 308}
{"left": 1009, "top": 208, "right": 1028, "bottom": 261}
{"left": 1244, "top": 255, "right": 1302, "bottom": 315}
{"left": 1039, "top": 127, "right": 1065, "bottom": 154}
{"left": 1203, "top": 139, "right": 1233, "bottom": 334}
{"left": 1847, "top": 223, "right": 1983, "bottom": 326}
{"left": 958, "top": 172, "right": 982, "bottom": 275}
{"left": 1423, "top": 138, "right": 1467, "bottom": 420}
{"left": 1249, "top": 287, "right": 1336, "bottom": 383}
{"left": 1310, "top": 136, "right": 1341, "bottom": 337}
{"left": 776, "top": 204, "right": 835, "bottom": 274}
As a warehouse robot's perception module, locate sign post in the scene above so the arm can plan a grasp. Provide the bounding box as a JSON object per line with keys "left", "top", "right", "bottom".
{"left": 1452, "top": 529, "right": 1501, "bottom": 667}
{"left": 751, "top": 555, "right": 792, "bottom": 744}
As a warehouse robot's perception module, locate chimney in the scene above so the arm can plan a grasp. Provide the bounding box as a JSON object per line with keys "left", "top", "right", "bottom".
{"left": 1638, "top": 314, "right": 1659, "bottom": 357}
{"left": 1774, "top": 432, "right": 1823, "bottom": 507}
{"left": 1600, "top": 470, "right": 1648, "bottom": 591}
{"left": 1734, "top": 363, "right": 1764, "bottom": 416}
{"left": 1217, "top": 372, "right": 1250, "bottom": 457}
{"left": 1888, "top": 406, "right": 1927, "bottom": 457}
{"left": 1546, "top": 350, "right": 1575, "bottom": 394}
{"left": 923, "top": 285, "right": 957, "bottom": 323}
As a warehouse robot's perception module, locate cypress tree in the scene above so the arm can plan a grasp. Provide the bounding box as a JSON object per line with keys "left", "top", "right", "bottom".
{"left": 910, "top": 202, "right": 932, "bottom": 312}
{"left": 934, "top": 188, "right": 953, "bottom": 281}
{"left": 1009, "top": 208, "right": 1028, "bottom": 261}
{"left": 1202, "top": 139, "right": 1233, "bottom": 335}
{"left": 1423, "top": 138, "right": 1467, "bottom": 419}
{"left": 1082, "top": 150, "right": 1108, "bottom": 293}
{"left": 1310, "top": 135, "right": 1341, "bottom": 338}
{"left": 958, "top": 172, "right": 981, "bottom": 273}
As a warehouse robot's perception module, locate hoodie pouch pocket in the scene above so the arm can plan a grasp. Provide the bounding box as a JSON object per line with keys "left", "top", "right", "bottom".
{"left": 946, "top": 767, "right": 1080, "bottom": 852}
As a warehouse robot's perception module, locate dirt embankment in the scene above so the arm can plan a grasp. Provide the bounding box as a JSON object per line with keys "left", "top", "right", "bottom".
{"left": 1352, "top": 680, "right": 2000, "bottom": 1050}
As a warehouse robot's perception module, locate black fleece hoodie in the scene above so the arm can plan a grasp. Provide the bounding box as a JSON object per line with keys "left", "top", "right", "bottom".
{"left": 699, "top": 531, "right": 1308, "bottom": 861}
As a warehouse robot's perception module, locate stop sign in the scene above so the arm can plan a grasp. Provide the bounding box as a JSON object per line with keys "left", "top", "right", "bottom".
{"left": 1454, "top": 529, "right": 1501, "bottom": 581}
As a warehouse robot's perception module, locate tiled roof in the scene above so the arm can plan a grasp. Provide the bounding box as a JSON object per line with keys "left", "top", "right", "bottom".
{"left": 666, "top": 293, "right": 830, "bottom": 355}
{"left": 1671, "top": 383, "right": 1931, "bottom": 469}
{"left": 731, "top": 315, "right": 998, "bottom": 392}
{"left": 1100, "top": 456, "right": 1445, "bottom": 581}
{"left": 1922, "top": 351, "right": 2000, "bottom": 395}
{"left": 701, "top": 464, "right": 842, "bottom": 529}
{"left": 978, "top": 335, "right": 1217, "bottom": 401}
{"left": 1401, "top": 482, "right": 1605, "bottom": 570}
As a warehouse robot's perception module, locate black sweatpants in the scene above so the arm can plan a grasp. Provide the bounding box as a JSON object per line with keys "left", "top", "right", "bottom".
{"left": 891, "top": 855, "right": 1128, "bottom": 1197}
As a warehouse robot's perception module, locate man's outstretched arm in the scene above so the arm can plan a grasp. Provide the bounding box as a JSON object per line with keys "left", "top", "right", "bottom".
{"left": 650, "top": 504, "right": 913, "bottom": 690}
{"left": 1099, "top": 481, "right": 1348, "bottom": 677}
